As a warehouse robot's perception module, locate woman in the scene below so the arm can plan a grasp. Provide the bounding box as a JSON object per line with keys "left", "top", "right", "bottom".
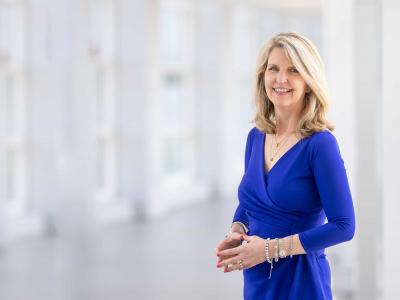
{"left": 215, "top": 32, "right": 355, "bottom": 299}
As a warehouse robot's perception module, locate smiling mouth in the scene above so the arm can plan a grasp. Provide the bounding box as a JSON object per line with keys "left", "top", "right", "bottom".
{"left": 273, "top": 88, "right": 293, "bottom": 93}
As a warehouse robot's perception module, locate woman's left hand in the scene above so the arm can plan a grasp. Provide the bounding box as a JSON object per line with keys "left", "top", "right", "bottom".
{"left": 216, "top": 234, "right": 266, "bottom": 272}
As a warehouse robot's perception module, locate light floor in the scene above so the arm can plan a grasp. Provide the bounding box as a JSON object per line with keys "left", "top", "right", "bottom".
{"left": 0, "top": 198, "right": 351, "bottom": 300}
{"left": 0, "top": 199, "right": 243, "bottom": 300}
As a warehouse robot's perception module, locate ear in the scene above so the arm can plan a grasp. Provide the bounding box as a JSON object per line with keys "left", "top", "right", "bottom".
{"left": 306, "top": 86, "right": 311, "bottom": 94}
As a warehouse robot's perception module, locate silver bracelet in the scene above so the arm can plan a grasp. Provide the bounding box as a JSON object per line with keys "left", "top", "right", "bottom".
{"left": 278, "top": 238, "right": 288, "bottom": 258}
{"left": 289, "top": 235, "right": 294, "bottom": 258}
{"left": 274, "top": 238, "right": 279, "bottom": 262}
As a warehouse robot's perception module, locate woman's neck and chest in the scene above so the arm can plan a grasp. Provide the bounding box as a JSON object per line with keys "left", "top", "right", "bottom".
{"left": 264, "top": 132, "right": 301, "bottom": 174}
{"left": 264, "top": 107, "right": 302, "bottom": 174}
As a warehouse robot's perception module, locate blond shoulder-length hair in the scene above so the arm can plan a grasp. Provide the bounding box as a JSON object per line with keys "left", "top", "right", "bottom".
{"left": 252, "top": 32, "right": 334, "bottom": 137}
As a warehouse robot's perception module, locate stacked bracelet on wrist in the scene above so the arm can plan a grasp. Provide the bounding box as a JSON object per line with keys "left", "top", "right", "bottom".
{"left": 265, "top": 236, "right": 294, "bottom": 279}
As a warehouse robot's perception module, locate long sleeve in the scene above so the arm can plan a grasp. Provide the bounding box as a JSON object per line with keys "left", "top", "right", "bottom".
{"left": 298, "top": 132, "right": 356, "bottom": 253}
{"left": 232, "top": 128, "right": 254, "bottom": 228}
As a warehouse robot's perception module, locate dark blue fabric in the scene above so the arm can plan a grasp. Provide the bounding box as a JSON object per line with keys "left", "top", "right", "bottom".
{"left": 232, "top": 127, "right": 355, "bottom": 299}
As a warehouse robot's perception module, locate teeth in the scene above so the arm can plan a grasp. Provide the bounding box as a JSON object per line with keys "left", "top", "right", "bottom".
{"left": 274, "top": 88, "right": 291, "bottom": 93}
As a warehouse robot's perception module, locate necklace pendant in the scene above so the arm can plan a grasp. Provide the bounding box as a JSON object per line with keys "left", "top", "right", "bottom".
{"left": 276, "top": 143, "right": 279, "bottom": 147}
{"left": 270, "top": 157, "right": 274, "bottom": 162}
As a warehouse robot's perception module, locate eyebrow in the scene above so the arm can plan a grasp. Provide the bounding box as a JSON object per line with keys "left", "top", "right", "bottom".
{"left": 267, "top": 64, "right": 296, "bottom": 69}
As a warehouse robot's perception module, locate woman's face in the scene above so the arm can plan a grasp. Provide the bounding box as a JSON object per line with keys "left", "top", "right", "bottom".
{"left": 264, "top": 47, "right": 309, "bottom": 110}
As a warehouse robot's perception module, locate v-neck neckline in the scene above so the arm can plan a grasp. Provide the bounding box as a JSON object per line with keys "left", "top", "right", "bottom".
{"left": 262, "top": 132, "right": 303, "bottom": 176}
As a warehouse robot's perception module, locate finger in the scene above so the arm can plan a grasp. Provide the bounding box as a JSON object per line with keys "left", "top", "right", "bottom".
{"left": 219, "top": 255, "right": 244, "bottom": 268}
{"left": 232, "top": 233, "right": 246, "bottom": 242}
{"left": 225, "top": 260, "right": 246, "bottom": 272}
{"left": 215, "top": 240, "right": 227, "bottom": 252}
{"left": 217, "top": 254, "right": 238, "bottom": 268}
{"left": 217, "top": 254, "right": 233, "bottom": 262}
{"left": 217, "top": 254, "right": 235, "bottom": 266}
{"left": 242, "top": 235, "right": 252, "bottom": 242}
{"left": 217, "top": 245, "right": 242, "bottom": 257}
{"left": 215, "top": 239, "right": 231, "bottom": 253}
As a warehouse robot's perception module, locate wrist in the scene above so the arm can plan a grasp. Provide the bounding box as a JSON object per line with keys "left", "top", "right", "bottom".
{"left": 230, "top": 222, "right": 247, "bottom": 234}
{"left": 277, "top": 236, "right": 293, "bottom": 258}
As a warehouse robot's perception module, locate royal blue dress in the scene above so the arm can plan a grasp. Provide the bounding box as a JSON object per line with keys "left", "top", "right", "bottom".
{"left": 233, "top": 127, "right": 355, "bottom": 300}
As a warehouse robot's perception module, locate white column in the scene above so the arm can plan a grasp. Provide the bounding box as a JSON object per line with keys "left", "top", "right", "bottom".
{"left": 194, "top": 0, "right": 225, "bottom": 199}
{"left": 74, "top": 0, "right": 133, "bottom": 226}
{"left": 119, "top": 0, "right": 149, "bottom": 219}
{"left": 0, "top": 0, "right": 48, "bottom": 244}
{"left": 145, "top": 0, "right": 209, "bottom": 219}
{"left": 322, "top": 1, "right": 357, "bottom": 298}
{"left": 382, "top": 0, "right": 400, "bottom": 299}
{"left": 353, "top": 0, "right": 381, "bottom": 299}
{"left": 36, "top": 0, "right": 83, "bottom": 236}
{"left": 219, "top": 1, "right": 257, "bottom": 199}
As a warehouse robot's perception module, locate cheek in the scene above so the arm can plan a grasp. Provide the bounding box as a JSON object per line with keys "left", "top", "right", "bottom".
{"left": 265, "top": 76, "right": 274, "bottom": 86}
{"left": 264, "top": 83, "right": 273, "bottom": 98}
{"left": 264, "top": 77, "right": 274, "bottom": 92}
{"left": 296, "top": 81, "right": 308, "bottom": 94}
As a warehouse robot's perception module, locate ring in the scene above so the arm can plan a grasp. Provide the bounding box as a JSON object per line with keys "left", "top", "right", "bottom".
{"left": 237, "top": 260, "right": 244, "bottom": 270}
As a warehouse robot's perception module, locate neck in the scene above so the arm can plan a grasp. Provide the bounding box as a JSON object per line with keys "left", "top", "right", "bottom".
{"left": 274, "top": 106, "right": 301, "bottom": 135}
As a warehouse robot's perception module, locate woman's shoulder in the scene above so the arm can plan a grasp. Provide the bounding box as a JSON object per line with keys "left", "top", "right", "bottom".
{"left": 246, "top": 126, "right": 263, "bottom": 141}
{"left": 250, "top": 126, "right": 261, "bottom": 134}
{"left": 306, "top": 129, "right": 341, "bottom": 157}
{"left": 307, "top": 129, "right": 337, "bottom": 146}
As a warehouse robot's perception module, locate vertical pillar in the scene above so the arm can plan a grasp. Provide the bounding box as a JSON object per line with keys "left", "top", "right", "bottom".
{"left": 322, "top": 0, "right": 357, "bottom": 298}
{"left": 119, "top": 0, "right": 148, "bottom": 219}
{"left": 354, "top": 0, "right": 381, "bottom": 299}
{"left": 382, "top": 0, "right": 400, "bottom": 299}
{"left": 0, "top": 0, "right": 48, "bottom": 244}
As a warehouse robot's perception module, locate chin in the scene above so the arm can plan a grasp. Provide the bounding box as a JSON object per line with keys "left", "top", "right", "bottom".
{"left": 272, "top": 100, "right": 294, "bottom": 107}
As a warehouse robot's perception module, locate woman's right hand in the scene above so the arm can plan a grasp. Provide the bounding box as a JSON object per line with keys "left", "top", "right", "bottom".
{"left": 215, "top": 232, "right": 244, "bottom": 270}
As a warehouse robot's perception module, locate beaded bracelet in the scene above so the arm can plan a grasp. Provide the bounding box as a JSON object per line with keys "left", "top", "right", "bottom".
{"left": 265, "top": 238, "right": 273, "bottom": 279}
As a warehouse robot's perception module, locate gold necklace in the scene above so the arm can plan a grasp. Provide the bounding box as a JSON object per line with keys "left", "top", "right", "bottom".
{"left": 269, "top": 133, "right": 291, "bottom": 162}
{"left": 274, "top": 133, "right": 288, "bottom": 147}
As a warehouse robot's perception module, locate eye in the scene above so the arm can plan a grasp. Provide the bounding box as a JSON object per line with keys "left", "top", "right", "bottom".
{"left": 289, "top": 67, "right": 299, "bottom": 73}
{"left": 268, "top": 66, "right": 278, "bottom": 72}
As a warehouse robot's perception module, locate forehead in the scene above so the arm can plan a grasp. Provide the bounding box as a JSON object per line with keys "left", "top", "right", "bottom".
{"left": 268, "top": 47, "right": 293, "bottom": 65}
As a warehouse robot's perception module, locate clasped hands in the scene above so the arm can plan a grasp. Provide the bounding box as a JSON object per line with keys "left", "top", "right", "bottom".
{"left": 215, "top": 232, "right": 266, "bottom": 273}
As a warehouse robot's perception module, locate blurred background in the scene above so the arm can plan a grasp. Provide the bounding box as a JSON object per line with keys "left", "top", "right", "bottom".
{"left": 0, "top": 0, "right": 399, "bottom": 299}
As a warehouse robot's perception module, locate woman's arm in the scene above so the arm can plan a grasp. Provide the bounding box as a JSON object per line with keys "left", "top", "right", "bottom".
{"left": 237, "top": 132, "right": 355, "bottom": 261}
{"left": 297, "top": 132, "right": 356, "bottom": 253}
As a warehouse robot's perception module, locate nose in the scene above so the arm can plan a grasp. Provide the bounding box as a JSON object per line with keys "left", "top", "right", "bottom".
{"left": 276, "top": 71, "right": 288, "bottom": 83}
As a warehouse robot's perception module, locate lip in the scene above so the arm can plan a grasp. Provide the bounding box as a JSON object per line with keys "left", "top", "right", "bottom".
{"left": 273, "top": 87, "right": 293, "bottom": 91}
{"left": 273, "top": 87, "right": 293, "bottom": 95}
